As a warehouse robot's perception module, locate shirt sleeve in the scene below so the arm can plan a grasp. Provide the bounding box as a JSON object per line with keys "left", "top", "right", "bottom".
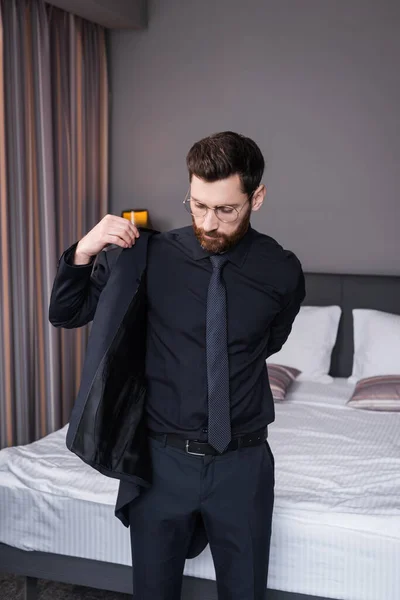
{"left": 64, "top": 244, "right": 95, "bottom": 268}
{"left": 266, "top": 252, "right": 306, "bottom": 359}
{"left": 48, "top": 243, "right": 114, "bottom": 328}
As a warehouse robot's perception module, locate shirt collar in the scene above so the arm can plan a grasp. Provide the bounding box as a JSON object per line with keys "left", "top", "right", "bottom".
{"left": 178, "top": 224, "right": 254, "bottom": 268}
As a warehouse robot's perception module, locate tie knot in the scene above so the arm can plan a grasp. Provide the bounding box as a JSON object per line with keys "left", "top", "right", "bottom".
{"left": 210, "top": 254, "right": 229, "bottom": 270}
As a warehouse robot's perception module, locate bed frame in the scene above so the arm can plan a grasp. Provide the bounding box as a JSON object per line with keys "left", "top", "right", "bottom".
{"left": 1, "top": 271, "right": 400, "bottom": 600}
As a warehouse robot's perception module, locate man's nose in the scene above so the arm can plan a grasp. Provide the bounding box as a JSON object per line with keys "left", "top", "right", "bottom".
{"left": 203, "top": 208, "right": 219, "bottom": 231}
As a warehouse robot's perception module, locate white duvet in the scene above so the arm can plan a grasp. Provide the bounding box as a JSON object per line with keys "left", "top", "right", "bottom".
{"left": 272, "top": 378, "right": 400, "bottom": 517}
{"left": 0, "top": 425, "right": 119, "bottom": 505}
{"left": 1, "top": 378, "right": 399, "bottom": 519}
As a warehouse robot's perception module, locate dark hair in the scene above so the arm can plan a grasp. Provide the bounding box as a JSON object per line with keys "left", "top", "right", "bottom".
{"left": 186, "top": 131, "right": 265, "bottom": 196}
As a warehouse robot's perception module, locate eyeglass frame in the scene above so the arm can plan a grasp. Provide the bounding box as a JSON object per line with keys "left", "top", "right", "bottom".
{"left": 183, "top": 188, "right": 257, "bottom": 223}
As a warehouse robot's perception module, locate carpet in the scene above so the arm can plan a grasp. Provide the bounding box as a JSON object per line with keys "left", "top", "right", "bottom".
{"left": 0, "top": 573, "right": 131, "bottom": 599}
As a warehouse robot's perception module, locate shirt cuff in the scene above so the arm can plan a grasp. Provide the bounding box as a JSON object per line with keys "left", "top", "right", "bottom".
{"left": 63, "top": 242, "right": 95, "bottom": 268}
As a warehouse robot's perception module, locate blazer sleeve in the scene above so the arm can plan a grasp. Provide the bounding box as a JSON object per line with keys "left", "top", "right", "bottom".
{"left": 265, "top": 252, "right": 306, "bottom": 359}
{"left": 48, "top": 242, "right": 121, "bottom": 329}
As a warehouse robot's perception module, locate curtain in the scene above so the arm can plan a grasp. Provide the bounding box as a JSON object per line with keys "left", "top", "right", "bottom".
{"left": 0, "top": 0, "right": 108, "bottom": 449}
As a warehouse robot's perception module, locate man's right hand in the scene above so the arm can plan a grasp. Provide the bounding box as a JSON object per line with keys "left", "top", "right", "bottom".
{"left": 74, "top": 214, "right": 140, "bottom": 265}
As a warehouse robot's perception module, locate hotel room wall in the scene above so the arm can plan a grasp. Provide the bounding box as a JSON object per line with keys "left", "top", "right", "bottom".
{"left": 108, "top": 0, "right": 400, "bottom": 275}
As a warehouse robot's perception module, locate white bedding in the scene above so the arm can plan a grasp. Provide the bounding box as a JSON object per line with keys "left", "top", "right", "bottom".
{"left": 273, "top": 378, "right": 400, "bottom": 518}
{"left": 1, "top": 378, "right": 399, "bottom": 600}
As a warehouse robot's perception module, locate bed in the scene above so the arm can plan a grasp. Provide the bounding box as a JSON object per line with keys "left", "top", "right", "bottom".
{"left": 1, "top": 271, "right": 400, "bottom": 600}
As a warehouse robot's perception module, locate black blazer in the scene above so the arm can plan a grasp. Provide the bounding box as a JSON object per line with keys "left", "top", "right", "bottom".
{"left": 49, "top": 228, "right": 210, "bottom": 558}
{"left": 49, "top": 229, "right": 157, "bottom": 489}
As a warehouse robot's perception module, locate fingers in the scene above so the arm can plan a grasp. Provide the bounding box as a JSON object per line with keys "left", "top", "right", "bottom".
{"left": 114, "top": 220, "right": 140, "bottom": 242}
{"left": 116, "top": 218, "right": 140, "bottom": 239}
{"left": 106, "top": 233, "right": 134, "bottom": 249}
{"left": 102, "top": 215, "right": 140, "bottom": 249}
{"left": 103, "top": 214, "right": 140, "bottom": 235}
{"left": 113, "top": 224, "right": 138, "bottom": 246}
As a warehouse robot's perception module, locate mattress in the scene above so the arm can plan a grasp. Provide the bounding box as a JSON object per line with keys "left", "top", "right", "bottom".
{"left": 0, "top": 378, "right": 399, "bottom": 600}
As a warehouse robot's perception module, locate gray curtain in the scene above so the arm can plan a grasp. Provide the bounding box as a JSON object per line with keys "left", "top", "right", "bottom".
{"left": 0, "top": 0, "right": 108, "bottom": 449}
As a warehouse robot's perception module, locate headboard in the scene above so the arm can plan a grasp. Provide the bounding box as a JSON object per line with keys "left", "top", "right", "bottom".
{"left": 303, "top": 273, "right": 400, "bottom": 378}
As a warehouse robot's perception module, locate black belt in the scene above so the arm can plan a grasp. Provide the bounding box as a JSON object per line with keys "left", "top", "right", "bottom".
{"left": 148, "top": 427, "right": 268, "bottom": 456}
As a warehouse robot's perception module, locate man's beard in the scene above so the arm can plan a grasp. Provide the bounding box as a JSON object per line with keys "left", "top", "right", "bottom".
{"left": 192, "top": 205, "right": 251, "bottom": 254}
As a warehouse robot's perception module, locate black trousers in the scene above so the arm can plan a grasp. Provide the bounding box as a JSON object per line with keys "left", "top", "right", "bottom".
{"left": 128, "top": 434, "right": 275, "bottom": 600}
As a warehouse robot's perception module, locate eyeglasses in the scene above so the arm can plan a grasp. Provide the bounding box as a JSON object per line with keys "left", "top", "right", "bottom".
{"left": 183, "top": 189, "right": 255, "bottom": 223}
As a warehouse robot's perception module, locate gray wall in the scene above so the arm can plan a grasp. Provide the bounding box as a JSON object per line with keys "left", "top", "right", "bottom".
{"left": 109, "top": 0, "right": 400, "bottom": 275}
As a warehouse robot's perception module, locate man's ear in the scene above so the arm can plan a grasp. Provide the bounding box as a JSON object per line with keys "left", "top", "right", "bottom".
{"left": 251, "top": 184, "right": 266, "bottom": 212}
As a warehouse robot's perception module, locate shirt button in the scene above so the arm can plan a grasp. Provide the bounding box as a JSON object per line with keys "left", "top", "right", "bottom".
{"left": 202, "top": 428, "right": 208, "bottom": 433}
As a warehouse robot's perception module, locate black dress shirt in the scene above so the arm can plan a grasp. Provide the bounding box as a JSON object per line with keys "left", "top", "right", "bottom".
{"left": 144, "top": 224, "right": 305, "bottom": 441}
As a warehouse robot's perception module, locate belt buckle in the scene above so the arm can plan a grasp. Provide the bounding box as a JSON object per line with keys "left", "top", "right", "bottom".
{"left": 185, "top": 440, "right": 206, "bottom": 456}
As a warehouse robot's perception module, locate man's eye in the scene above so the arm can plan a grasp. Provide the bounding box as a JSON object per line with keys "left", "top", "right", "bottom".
{"left": 218, "top": 207, "right": 234, "bottom": 214}
{"left": 194, "top": 202, "right": 206, "bottom": 209}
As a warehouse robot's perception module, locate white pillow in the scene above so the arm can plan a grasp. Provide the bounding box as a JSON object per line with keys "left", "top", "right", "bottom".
{"left": 348, "top": 309, "right": 400, "bottom": 383}
{"left": 266, "top": 305, "right": 341, "bottom": 383}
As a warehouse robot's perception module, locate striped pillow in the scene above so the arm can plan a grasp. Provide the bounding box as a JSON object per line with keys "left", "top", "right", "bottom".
{"left": 347, "top": 375, "right": 400, "bottom": 411}
{"left": 267, "top": 364, "right": 301, "bottom": 401}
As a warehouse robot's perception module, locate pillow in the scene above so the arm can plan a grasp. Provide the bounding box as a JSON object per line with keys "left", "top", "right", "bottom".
{"left": 348, "top": 309, "right": 400, "bottom": 383}
{"left": 266, "top": 305, "right": 341, "bottom": 383}
{"left": 347, "top": 375, "right": 400, "bottom": 411}
{"left": 267, "top": 364, "right": 301, "bottom": 401}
